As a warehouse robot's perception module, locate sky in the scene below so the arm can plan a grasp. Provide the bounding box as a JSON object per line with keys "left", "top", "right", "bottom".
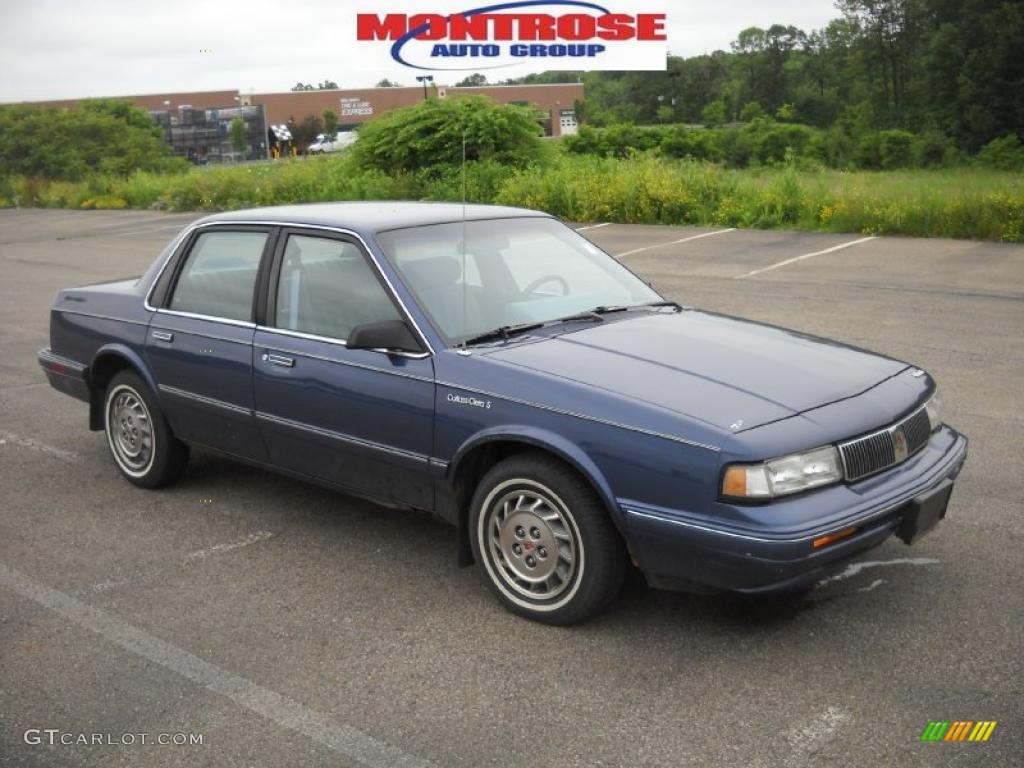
{"left": 0, "top": 1, "right": 839, "bottom": 102}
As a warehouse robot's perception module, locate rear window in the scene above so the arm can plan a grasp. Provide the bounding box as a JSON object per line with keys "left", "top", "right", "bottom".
{"left": 169, "top": 231, "right": 267, "bottom": 322}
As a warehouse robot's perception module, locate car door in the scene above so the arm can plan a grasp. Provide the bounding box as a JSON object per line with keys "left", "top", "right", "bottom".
{"left": 146, "top": 225, "right": 275, "bottom": 462}
{"left": 252, "top": 228, "right": 436, "bottom": 509}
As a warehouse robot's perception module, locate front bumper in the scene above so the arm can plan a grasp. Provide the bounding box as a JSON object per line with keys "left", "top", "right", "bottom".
{"left": 622, "top": 425, "right": 968, "bottom": 594}
{"left": 38, "top": 348, "right": 90, "bottom": 403}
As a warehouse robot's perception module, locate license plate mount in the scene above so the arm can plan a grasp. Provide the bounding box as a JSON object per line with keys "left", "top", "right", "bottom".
{"left": 897, "top": 480, "right": 954, "bottom": 545}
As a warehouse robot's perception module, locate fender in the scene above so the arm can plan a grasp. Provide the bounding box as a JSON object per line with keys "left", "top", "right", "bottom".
{"left": 448, "top": 424, "right": 624, "bottom": 530}
{"left": 87, "top": 343, "right": 161, "bottom": 429}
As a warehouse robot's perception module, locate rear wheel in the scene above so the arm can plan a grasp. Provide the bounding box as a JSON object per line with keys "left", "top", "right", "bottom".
{"left": 469, "top": 453, "right": 626, "bottom": 625}
{"left": 104, "top": 371, "right": 188, "bottom": 488}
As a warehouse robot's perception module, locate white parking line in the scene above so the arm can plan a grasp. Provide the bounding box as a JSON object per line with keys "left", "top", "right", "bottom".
{"left": 736, "top": 236, "right": 877, "bottom": 279}
{"left": 88, "top": 532, "right": 276, "bottom": 594}
{"left": 0, "top": 431, "right": 81, "bottom": 463}
{"left": 575, "top": 222, "right": 611, "bottom": 231}
{"left": 615, "top": 228, "right": 736, "bottom": 258}
{"left": 0, "top": 562, "right": 436, "bottom": 768}
{"left": 815, "top": 557, "right": 939, "bottom": 588}
{"left": 857, "top": 578, "right": 886, "bottom": 593}
{"left": 186, "top": 531, "right": 274, "bottom": 562}
{"left": 785, "top": 705, "right": 850, "bottom": 766}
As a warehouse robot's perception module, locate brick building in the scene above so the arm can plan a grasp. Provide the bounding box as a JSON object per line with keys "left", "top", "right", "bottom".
{"left": 11, "top": 82, "right": 582, "bottom": 163}
{"left": 246, "top": 83, "right": 583, "bottom": 137}
{"left": 24, "top": 90, "right": 243, "bottom": 113}
{"left": 16, "top": 81, "right": 583, "bottom": 139}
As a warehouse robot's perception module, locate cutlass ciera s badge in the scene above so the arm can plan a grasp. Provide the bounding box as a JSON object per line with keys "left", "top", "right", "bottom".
{"left": 447, "top": 392, "right": 492, "bottom": 409}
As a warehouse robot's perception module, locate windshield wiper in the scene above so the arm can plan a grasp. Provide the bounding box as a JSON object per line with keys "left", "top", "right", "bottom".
{"left": 461, "top": 322, "right": 545, "bottom": 347}
{"left": 550, "top": 308, "right": 612, "bottom": 323}
{"left": 462, "top": 310, "right": 607, "bottom": 347}
{"left": 461, "top": 302, "right": 683, "bottom": 347}
{"left": 636, "top": 300, "right": 683, "bottom": 311}
{"left": 565, "top": 302, "right": 682, "bottom": 318}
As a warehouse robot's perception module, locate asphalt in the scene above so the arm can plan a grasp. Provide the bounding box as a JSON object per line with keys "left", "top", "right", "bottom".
{"left": 1, "top": 209, "right": 1021, "bottom": 767}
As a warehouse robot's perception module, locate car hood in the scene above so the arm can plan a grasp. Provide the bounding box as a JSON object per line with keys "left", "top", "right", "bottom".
{"left": 482, "top": 310, "right": 908, "bottom": 433}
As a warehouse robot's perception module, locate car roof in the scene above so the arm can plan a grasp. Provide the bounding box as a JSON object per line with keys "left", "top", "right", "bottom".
{"left": 194, "top": 202, "right": 550, "bottom": 235}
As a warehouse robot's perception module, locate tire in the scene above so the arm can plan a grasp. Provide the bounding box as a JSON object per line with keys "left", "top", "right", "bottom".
{"left": 103, "top": 370, "right": 188, "bottom": 488}
{"left": 469, "top": 452, "right": 626, "bottom": 625}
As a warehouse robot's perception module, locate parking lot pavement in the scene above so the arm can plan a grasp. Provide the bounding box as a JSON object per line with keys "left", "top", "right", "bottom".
{"left": 2, "top": 209, "right": 1022, "bottom": 767}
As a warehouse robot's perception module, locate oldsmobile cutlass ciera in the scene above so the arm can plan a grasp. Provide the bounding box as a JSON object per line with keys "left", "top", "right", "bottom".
{"left": 39, "top": 203, "right": 968, "bottom": 624}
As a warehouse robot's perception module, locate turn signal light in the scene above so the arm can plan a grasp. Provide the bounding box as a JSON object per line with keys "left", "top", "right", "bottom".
{"left": 812, "top": 527, "right": 857, "bottom": 549}
{"left": 722, "top": 467, "right": 748, "bottom": 497}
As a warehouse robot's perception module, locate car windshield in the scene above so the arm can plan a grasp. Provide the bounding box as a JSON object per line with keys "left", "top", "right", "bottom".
{"left": 376, "top": 217, "right": 662, "bottom": 345}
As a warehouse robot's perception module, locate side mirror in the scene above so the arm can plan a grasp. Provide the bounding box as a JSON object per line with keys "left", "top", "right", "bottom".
{"left": 347, "top": 320, "right": 423, "bottom": 354}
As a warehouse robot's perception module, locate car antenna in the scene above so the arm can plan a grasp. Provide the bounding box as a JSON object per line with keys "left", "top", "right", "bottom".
{"left": 458, "top": 124, "right": 471, "bottom": 356}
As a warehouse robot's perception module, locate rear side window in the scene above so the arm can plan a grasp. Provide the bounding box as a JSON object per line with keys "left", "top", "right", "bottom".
{"left": 274, "top": 234, "right": 401, "bottom": 340}
{"left": 169, "top": 231, "right": 267, "bottom": 322}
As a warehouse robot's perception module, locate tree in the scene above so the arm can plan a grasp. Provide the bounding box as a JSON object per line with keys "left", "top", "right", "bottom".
{"left": 491, "top": 1, "right": 1022, "bottom": 152}
{"left": 290, "top": 114, "right": 324, "bottom": 151}
{"left": 836, "top": 0, "right": 923, "bottom": 120}
{"left": 228, "top": 117, "right": 248, "bottom": 158}
{"left": 455, "top": 73, "right": 488, "bottom": 87}
{"left": 701, "top": 100, "right": 728, "bottom": 126}
{"left": 656, "top": 105, "right": 674, "bottom": 123}
{"left": 976, "top": 135, "right": 1024, "bottom": 171}
{"left": 376, "top": 78, "right": 401, "bottom": 87}
{"left": 291, "top": 80, "right": 338, "bottom": 92}
{"left": 573, "top": 99, "right": 587, "bottom": 125}
{"left": 0, "top": 99, "right": 185, "bottom": 180}
{"left": 739, "top": 101, "right": 766, "bottom": 121}
{"left": 352, "top": 96, "right": 545, "bottom": 174}
{"left": 322, "top": 109, "right": 338, "bottom": 140}
{"left": 775, "top": 103, "right": 797, "bottom": 122}
{"left": 928, "top": 0, "right": 1024, "bottom": 150}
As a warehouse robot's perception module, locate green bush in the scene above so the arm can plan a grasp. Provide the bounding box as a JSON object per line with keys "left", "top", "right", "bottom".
{"left": 701, "top": 100, "right": 728, "bottom": 127}
{"left": 565, "top": 120, "right": 902, "bottom": 170}
{"left": 351, "top": 95, "right": 545, "bottom": 174}
{"left": 878, "top": 130, "right": 916, "bottom": 169}
{"left": 718, "top": 128, "right": 756, "bottom": 168}
{"left": 915, "top": 131, "right": 957, "bottom": 167}
{"left": 739, "top": 101, "right": 766, "bottom": 122}
{"left": 659, "top": 126, "right": 722, "bottom": 162}
{"left": 564, "top": 124, "right": 665, "bottom": 158}
{"left": 976, "top": 135, "right": 1024, "bottom": 170}
{"left": 0, "top": 99, "right": 187, "bottom": 181}
{"left": 754, "top": 124, "right": 816, "bottom": 165}
{"left": 855, "top": 130, "right": 918, "bottom": 170}
{"left": 7, "top": 143, "right": 1023, "bottom": 242}
{"left": 807, "top": 127, "right": 856, "bottom": 169}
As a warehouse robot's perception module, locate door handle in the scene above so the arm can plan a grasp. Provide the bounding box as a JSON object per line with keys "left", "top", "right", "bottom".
{"left": 152, "top": 331, "right": 174, "bottom": 343}
{"left": 265, "top": 353, "right": 295, "bottom": 368}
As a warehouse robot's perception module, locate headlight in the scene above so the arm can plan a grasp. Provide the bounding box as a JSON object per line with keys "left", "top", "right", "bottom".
{"left": 722, "top": 445, "right": 843, "bottom": 500}
{"left": 924, "top": 391, "right": 943, "bottom": 432}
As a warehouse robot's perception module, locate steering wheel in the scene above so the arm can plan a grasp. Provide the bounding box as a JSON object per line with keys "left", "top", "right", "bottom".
{"left": 521, "top": 274, "right": 570, "bottom": 297}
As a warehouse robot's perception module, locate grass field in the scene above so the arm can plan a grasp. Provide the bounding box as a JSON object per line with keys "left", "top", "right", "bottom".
{"left": 2, "top": 153, "right": 1022, "bottom": 242}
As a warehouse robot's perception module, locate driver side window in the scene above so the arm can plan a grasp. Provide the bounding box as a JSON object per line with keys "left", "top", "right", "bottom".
{"left": 274, "top": 234, "right": 401, "bottom": 341}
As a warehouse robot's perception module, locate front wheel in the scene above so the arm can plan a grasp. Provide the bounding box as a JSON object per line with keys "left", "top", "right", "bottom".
{"left": 469, "top": 453, "right": 626, "bottom": 625}
{"left": 104, "top": 370, "right": 188, "bottom": 488}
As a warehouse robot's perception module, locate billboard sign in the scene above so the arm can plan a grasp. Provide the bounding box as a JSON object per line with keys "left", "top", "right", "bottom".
{"left": 354, "top": 1, "right": 667, "bottom": 73}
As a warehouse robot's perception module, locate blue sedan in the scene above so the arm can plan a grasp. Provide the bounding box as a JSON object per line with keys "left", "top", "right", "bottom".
{"left": 38, "top": 203, "right": 968, "bottom": 624}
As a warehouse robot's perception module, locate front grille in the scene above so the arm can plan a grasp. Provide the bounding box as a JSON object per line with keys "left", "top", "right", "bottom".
{"left": 839, "top": 405, "right": 932, "bottom": 482}
{"left": 901, "top": 408, "right": 932, "bottom": 454}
